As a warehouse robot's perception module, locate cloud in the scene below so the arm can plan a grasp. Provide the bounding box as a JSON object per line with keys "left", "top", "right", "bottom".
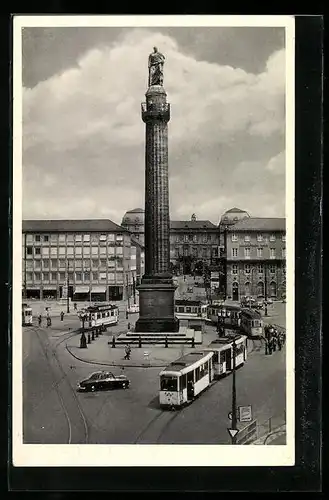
{"left": 22, "top": 29, "right": 286, "bottom": 224}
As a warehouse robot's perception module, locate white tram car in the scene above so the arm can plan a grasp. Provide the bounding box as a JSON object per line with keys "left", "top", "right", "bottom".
{"left": 207, "top": 303, "right": 241, "bottom": 329}
{"left": 79, "top": 303, "right": 119, "bottom": 331}
{"left": 22, "top": 303, "right": 33, "bottom": 326}
{"left": 159, "top": 351, "right": 214, "bottom": 409}
{"left": 174, "top": 299, "right": 208, "bottom": 320}
{"left": 203, "top": 334, "right": 248, "bottom": 378}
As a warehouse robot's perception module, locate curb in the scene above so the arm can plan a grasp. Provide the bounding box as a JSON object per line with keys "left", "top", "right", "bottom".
{"left": 65, "top": 344, "right": 168, "bottom": 369}
{"left": 251, "top": 424, "right": 286, "bottom": 445}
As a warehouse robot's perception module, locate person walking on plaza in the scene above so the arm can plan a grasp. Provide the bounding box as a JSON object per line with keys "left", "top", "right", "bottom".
{"left": 60, "top": 311, "right": 64, "bottom": 322}
{"left": 124, "top": 345, "right": 131, "bottom": 360}
{"left": 38, "top": 314, "right": 42, "bottom": 327}
{"left": 74, "top": 302, "right": 77, "bottom": 311}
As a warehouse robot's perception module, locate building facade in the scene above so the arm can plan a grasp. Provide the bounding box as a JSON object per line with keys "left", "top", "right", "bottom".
{"left": 22, "top": 219, "right": 144, "bottom": 302}
{"left": 225, "top": 217, "right": 286, "bottom": 301}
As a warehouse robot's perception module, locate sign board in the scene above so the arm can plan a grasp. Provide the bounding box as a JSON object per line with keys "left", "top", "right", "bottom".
{"left": 143, "top": 351, "right": 149, "bottom": 359}
{"left": 238, "top": 405, "right": 253, "bottom": 422}
{"left": 227, "top": 428, "right": 239, "bottom": 439}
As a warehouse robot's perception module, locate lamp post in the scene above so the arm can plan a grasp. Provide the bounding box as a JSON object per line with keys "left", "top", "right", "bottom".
{"left": 66, "top": 260, "right": 70, "bottom": 314}
{"left": 231, "top": 337, "right": 238, "bottom": 444}
{"left": 264, "top": 262, "right": 268, "bottom": 316}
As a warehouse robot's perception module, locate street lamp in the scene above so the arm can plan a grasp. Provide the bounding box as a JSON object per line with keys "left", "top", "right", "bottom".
{"left": 264, "top": 262, "right": 268, "bottom": 316}
{"left": 230, "top": 337, "right": 238, "bottom": 444}
{"left": 66, "top": 260, "right": 70, "bottom": 314}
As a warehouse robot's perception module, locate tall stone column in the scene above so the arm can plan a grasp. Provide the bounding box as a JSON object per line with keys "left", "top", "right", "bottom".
{"left": 135, "top": 82, "right": 179, "bottom": 333}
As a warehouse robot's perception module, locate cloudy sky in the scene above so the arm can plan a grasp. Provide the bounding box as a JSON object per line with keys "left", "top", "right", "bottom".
{"left": 21, "top": 25, "right": 286, "bottom": 226}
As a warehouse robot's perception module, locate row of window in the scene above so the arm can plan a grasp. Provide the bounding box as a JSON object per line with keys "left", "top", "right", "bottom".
{"left": 170, "top": 234, "right": 217, "bottom": 244}
{"left": 25, "top": 233, "right": 124, "bottom": 244}
{"left": 25, "top": 246, "right": 124, "bottom": 257}
{"left": 25, "top": 271, "right": 125, "bottom": 282}
{"left": 231, "top": 233, "right": 286, "bottom": 242}
{"left": 231, "top": 247, "right": 286, "bottom": 258}
{"left": 231, "top": 264, "right": 286, "bottom": 274}
{"left": 24, "top": 258, "right": 125, "bottom": 270}
{"left": 171, "top": 246, "right": 215, "bottom": 258}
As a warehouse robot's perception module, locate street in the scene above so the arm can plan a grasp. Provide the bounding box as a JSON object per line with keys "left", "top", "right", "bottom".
{"left": 23, "top": 296, "right": 286, "bottom": 445}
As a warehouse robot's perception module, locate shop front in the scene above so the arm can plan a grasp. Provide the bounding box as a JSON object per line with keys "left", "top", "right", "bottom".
{"left": 73, "top": 285, "right": 90, "bottom": 302}
{"left": 90, "top": 285, "right": 107, "bottom": 302}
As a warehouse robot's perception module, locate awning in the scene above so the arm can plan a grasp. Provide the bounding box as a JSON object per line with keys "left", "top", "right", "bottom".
{"left": 43, "top": 286, "right": 57, "bottom": 291}
{"left": 74, "top": 286, "right": 90, "bottom": 294}
{"left": 91, "top": 286, "right": 106, "bottom": 293}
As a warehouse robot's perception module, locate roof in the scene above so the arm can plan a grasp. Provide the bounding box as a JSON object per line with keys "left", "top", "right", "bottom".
{"left": 164, "top": 351, "right": 212, "bottom": 372}
{"left": 227, "top": 217, "right": 286, "bottom": 232}
{"left": 170, "top": 220, "right": 217, "bottom": 230}
{"left": 224, "top": 207, "right": 248, "bottom": 214}
{"left": 175, "top": 299, "right": 204, "bottom": 306}
{"left": 125, "top": 208, "right": 144, "bottom": 213}
{"left": 241, "top": 308, "right": 262, "bottom": 318}
{"left": 22, "top": 219, "right": 126, "bottom": 233}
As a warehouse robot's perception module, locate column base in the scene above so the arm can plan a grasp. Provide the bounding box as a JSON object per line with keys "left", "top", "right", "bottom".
{"left": 135, "top": 280, "right": 179, "bottom": 333}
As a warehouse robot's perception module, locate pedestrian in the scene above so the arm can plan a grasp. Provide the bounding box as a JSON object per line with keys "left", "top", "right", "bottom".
{"left": 127, "top": 322, "right": 131, "bottom": 330}
{"left": 60, "top": 311, "right": 64, "bottom": 321}
{"left": 38, "top": 314, "right": 42, "bottom": 327}
{"left": 126, "top": 310, "right": 129, "bottom": 320}
{"left": 74, "top": 302, "right": 77, "bottom": 311}
{"left": 277, "top": 335, "right": 282, "bottom": 351}
{"left": 124, "top": 345, "right": 131, "bottom": 360}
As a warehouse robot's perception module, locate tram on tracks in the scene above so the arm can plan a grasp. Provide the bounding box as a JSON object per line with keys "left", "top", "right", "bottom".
{"left": 207, "top": 303, "right": 241, "bottom": 329}
{"left": 174, "top": 299, "right": 208, "bottom": 320}
{"left": 240, "top": 308, "right": 263, "bottom": 338}
{"left": 203, "top": 334, "right": 248, "bottom": 378}
{"left": 159, "top": 351, "right": 214, "bottom": 409}
{"left": 78, "top": 303, "right": 119, "bottom": 331}
{"left": 22, "top": 303, "right": 33, "bottom": 326}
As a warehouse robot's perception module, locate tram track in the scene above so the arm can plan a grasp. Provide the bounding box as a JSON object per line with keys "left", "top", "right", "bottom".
{"left": 133, "top": 408, "right": 181, "bottom": 444}
{"left": 28, "top": 326, "right": 89, "bottom": 444}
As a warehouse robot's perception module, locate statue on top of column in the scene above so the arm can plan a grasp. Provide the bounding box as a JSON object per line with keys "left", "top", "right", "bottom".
{"left": 148, "top": 47, "right": 165, "bottom": 87}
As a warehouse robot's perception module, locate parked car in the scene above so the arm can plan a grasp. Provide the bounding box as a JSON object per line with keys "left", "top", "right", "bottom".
{"left": 127, "top": 304, "right": 139, "bottom": 314}
{"left": 77, "top": 371, "right": 130, "bottom": 392}
{"left": 240, "top": 296, "right": 255, "bottom": 307}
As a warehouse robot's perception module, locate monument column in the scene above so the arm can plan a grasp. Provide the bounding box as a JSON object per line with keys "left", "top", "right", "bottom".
{"left": 135, "top": 49, "right": 179, "bottom": 333}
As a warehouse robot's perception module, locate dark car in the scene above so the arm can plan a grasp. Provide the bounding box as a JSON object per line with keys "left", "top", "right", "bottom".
{"left": 77, "top": 370, "right": 130, "bottom": 392}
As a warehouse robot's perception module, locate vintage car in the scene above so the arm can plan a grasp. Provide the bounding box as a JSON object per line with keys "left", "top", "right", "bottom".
{"left": 77, "top": 370, "right": 130, "bottom": 392}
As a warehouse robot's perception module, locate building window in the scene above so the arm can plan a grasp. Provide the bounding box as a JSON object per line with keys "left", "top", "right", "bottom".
{"left": 59, "top": 247, "right": 66, "bottom": 256}
{"left": 34, "top": 260, "right": 41, "bottom": 270}
{"left": 83, "top": 234, "right": 90, "bottom": 242}
{"left": 84, "top": 247, "right": 90, "bottom": 256}
{"left": 51, "top": 272, "right": 57, "bottom": 281}
{"left": 257, "top": 248, "right": 263, "bottom": 257}
{"left": 42, "top": 259, "right": 49, "bottom": 269}
{"left": 58, "top": 259, "right": 65, "bottom": 268}
{"left": 116, "top": 272, "right": 123, "bottom": 283}
{"left": 75, "top": 272, "right": 82, "bottom": 281}
{"left": 35, "top": 235, "right": 41, "bottom": 242}
{"left": 232, "top": 264, "right": 238, "bottom": 274}
{"left": 232, "top": 248, "right": 238, "bottom": 257}
{"left": 269, "top": 281, "right": 277, "bottom": 297}
{"left": 283, "top": 263, "right": 286, "bottom": 275}
{"left": 258, "top": 264, "right": 263, "bottom": 274}
{"left": 42, "top": 247, "right": 49, "bottom": 256}
{"left": 26, "top": 247, "right": 33, "bottom": 255}
{"left": 108, "top": 272, "right": 115, "bottom": 281}
{"left": 270, "top": 248, "right": 276, "bottom": 259}
{"left": 282, "top": 234, "right": 286, "bottom": 242}
{"left": 107, "top": 233, "right": 115, "bottom": 242}
{"left": 108, "top": 259, "right": 115, "bottom": 268}
{"left": 92, "top": 259, "right": 99, "bottom": 268}
{"left": 75, "top": 247, "right": 82, "bottom": 256}
{"left": 42, "top": 272, "right": 49, "bottom": 281}
{"left": 67, "top": 234, "right": 74, "bottom": 243}
{"left": 282, "top": 248, "right": 286, "bottom": 258}
{"left": 193, "top": 234, "right": 197, "bottom": 242}
{"left": 257, "top": 234, "right": 263, "bottom": 242}
{"left": 91, "top": 247, "right": 98, "bottom": 255}
{"left": 257, "top": 281, "right": 264, "bottom": 297}
{"left": 75, "top": 234, "right": 82, "bottom": 243}
{"left": 244, "top": 247, "right": 250, "bottom": 258}
{"left": 84, "top": 271, "right": 90, "bottom": 281}
{"left": 99, "top": 272, "right": 107, "bottom": 281}
{"left": 35, "top": 248, "right": 41, "bottom": 255}
{"left": 83, "top": 259, "right": 90, "bottom": 268}
{"left": 68, "top": 272, "right": 74, "bottom": 281}
{"left": 67, "top": 247, "right": 73, "bottom": 256}
{"left": 270, "top": 265, "right": 276, "bottom": 274}
{"left": 270, "top": 234, "right": 276, "bottom": 242}
{"left": 26, "top": 272, "right": 33, "bottom": 282}
{"left": 100, "top": 247, "right": 106, "bottom": 255}
{"left": 26, "top": 261, "right": 33, "bottom": 270}
{"left": 50, "top": 247, "right": 58, "bottom": 256}
{"left": 231, "top": 233, "right": 238, "bottom": 241}
{"left": 116, "top": 247, "right": 123, "bottom": 255}
{"left": 43, "top": 235, "right": 49, "bottom": 242}
{"left": 26, "top": 234, "right": 33, "bottom": 244}
{"left": 75, "top": 260, "right": 82, "bottom": 268}
{"left": 59, "top": 272, "right": 65, "bottom": 281}
{"left": 245, "top": 264, "right": 251, "bottom": 274}
{"left": 245, "top": 282, "right": 251, "bottom": 296}
{"left": 188, "top": 234, "right": 193, "bottom": 242}
{"left": 244, "top": 235, "right": 250, "bottom": 242}
{"left": 34, "top": 272, "right": 41, "bottom": 281}
{"left": 100, "top": 259, "right": 107, "bottom": 268}
{"left": 58, "top": 234, "right": 66, "bottom": 243}
{"left": 116, "top": 234, "right": 123, "bottom": 241}
{"left": 50, "top": 234, "right": 57, "bottom": 244}
{"left": 99, "top": 234, "right": 106, "bottom": 242}
{"left": 183, "top": 234, "right": 188, "bottom": 243}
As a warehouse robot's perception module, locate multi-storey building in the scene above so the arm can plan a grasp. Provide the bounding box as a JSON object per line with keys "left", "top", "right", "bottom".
{"left": 22, "top": 219, "right": 144, "bottom": 302}
{"left": 225, "top": 217, "right": 286, "bottom": 301}
{"left": 122, "top": 209, "right": 221, "bottom": 275}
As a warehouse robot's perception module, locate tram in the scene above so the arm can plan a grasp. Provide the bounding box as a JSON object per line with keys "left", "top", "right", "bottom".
{"left": 207, "top": 303, "right": 241, "bottom": 329}
{"left": 240, "top": 308, "right": 263, "bottom": 338}
{"left": 159, "top": 351, "right": 214, "bottom": 409}
{"left": 204, "top": 334, "right": 248, "bottom": 378}
{"left": 78, "top": 303, "right": 119, "bottom": 331}
{"left": 174, "top": 299, "right": 208, "bottom": 320}
{"left": 22, "top": 303, "right": 33, "bottom": 326}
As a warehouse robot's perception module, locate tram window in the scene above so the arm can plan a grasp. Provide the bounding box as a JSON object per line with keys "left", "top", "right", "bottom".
{"left": 97, "top": 313, "right": 101, "bottom": 319}
{"left": 178, "top": 307, "right": 184, "bottom": 313}
{"left": 200, "top": 364, "right": 205, "bottom": 378}
{"left": 253, "top": 320, "right": 260, "bottom": 327}
{"left": 204, "top": 361, "right": 209, "bottom": 375}
{"left": 160, "top": 376, "right": 177, "bottom": 391}
{"left": 220, "top": 352, "right": 226, "bottom": 364}
{"left": 102, "top": 312, "right": 106, "bottom": 318}
{"left": 181, "top": 374, "right": 187, "bottom": 390}
{"left": 235, "top": 344, "right": 244, "bottom": 356}
{"left": 212, "top": 351, "right": 219, "bottom": 363}
{"left": 186, "top": 307, "right": 191, "bottom": 313}
{"left": 195, "top": 367, "right": 200, "bottom": 381}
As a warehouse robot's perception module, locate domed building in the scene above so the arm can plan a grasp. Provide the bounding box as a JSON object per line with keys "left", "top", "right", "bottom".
{"left": 121, "top": 208, "right": 145, "bottom": 246}
{"left": 219, "top": 207, "right": 250, "bottom": 227}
